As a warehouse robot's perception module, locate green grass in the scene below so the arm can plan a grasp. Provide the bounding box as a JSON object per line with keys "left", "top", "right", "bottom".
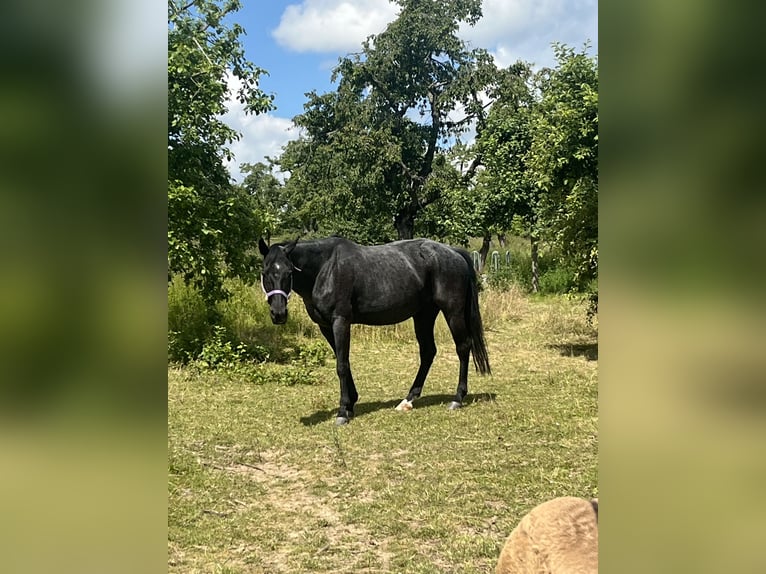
{"left": 168, "top": 287, "right": 597, "bottom": 573}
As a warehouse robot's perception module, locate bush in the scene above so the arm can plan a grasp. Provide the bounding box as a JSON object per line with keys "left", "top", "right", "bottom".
{"left": 538, "top": 265, "right": 578, "bottom": 294}
{"left": 194, "top": 325, "right": 249, "bottom": 370}
{"left": 486, "top": 264, "right": 516, "bottom": 291}
{"left": 585, "top": 278, "right": 598, "bottom": 324}
{"left": 485, "top": 247, "right": 580, "bottom": 295}
{"left": 168, "top": 276, "right": 262, "bottom": 364}
{"left": 168, "top": 275, "right": 211, "bottom": 362}
{"left": 296, "top": 339, "right": 330, "bottom": 367}
{"left": 169, "top": 275, "right": 326, "bottom": 367}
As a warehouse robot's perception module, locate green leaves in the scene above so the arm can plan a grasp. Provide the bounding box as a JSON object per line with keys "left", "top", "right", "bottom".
{"left": 527, "top": 45, "right": 598, "bottom": 289}
{"left": 168, "top": 0, "right": 273, "bottom": 306}
{"left": 474, "top": 44, "right": 597, "bottom": 293}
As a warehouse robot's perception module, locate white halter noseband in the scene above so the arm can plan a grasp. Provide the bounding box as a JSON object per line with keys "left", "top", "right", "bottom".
{"left": 261, "top": 274, "right": 292, "bottom": 301}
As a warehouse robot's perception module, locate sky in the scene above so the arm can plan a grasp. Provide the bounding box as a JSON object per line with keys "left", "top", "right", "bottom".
{"left": 221, "top": 0, "right": 598, "bottom": 182}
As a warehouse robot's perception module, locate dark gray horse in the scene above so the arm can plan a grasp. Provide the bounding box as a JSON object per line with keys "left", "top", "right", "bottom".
{"left": 259, "top": 236, "right": 491, "bottom": 425}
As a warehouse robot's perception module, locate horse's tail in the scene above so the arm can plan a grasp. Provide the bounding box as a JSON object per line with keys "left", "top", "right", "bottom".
{"left": 455, "top": 249, "right": 491, "bottom": 375}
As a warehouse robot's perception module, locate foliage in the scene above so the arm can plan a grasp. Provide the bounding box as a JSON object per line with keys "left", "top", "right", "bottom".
{"left": 528, "top": 44, "right": 598, "bottom": 289}
{"left": 485, "top": 249, "right": 578, "bottom": 295}
{"left": 475, "top": 65, "right": 537, "bottom": 232}
{"left": 187, "top": 324, "right": 319, "bottom": 385}
{"left": 168, "top": 181, "right": 266, "bottom": 306}
{"left": 169, "top": 275, "right": 331, "bottom": 368}
{"left": 194, "top": 325, "right": 250, "bottom": 370}
{"left": 168, "top": 0, "right": 274, "bottom": 305}
{"left": 411, "top": 148, "right": 475, "bottom": 244}
{"left": 237, "top": 162, "right": 284, "bottom": 237}
{"left": 168, "top": 274, "right": 212, "bottom": 362}
{"left": 278, "top": 0, "right": 501, "bottom": 240}
{"left": 586, "top": 282, "right": 598, "bottom": 324}
{"left": 477, "top": 44, "right": 597, "bottom": 295}
{"left": 296, "top": 340, "right": 331, "bottom": 368}
{"left": 420, "top": 62, "right": 535, "bottom": 246}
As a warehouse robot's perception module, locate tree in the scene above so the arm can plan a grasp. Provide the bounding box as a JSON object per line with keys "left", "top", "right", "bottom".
{"left": 419, "top": 62, "right": 533, "bottom": 270}
{"left": 168, "top": 0, "right": 274, "bottom": 305}
{"left": 475, "top": 64, "right": 542, "bottom": 285}
{"left": 475, "top": 45, "right": 597, "bottom": 295}
{"left": 414, "top": 143, "right": 480, "bottom": 245}
{"left": 238, "top": 162, "right": 284, "bottom": 238}
{"left": 278, "top": 0, "right": 499, "bottom": 241}
{"left": 528, "top": 44, "right": 598, "bottom": 291}
{"left": 278, "top": 119, "right": 398, "bottom": 243}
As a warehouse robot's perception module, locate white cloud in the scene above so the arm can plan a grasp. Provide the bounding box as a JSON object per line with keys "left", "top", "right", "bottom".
{"left": 490, "top": 45, "right": 518, "bottom": 70}
{"left": 462, "top": 0, "right": 597, "bottom": 69}
{"left": 272, "top": 0, "right": 399, "bottom": 53}
{"left": 272, "top": 0, "right": 595, "bottom": 66}
{"left": 221, "top": 74, "right": 301, "bottom": 182}
{"left": 225, "top": 114, "right": 300, "bottom": 183}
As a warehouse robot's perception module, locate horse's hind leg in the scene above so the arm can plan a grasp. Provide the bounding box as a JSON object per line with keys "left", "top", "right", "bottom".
{"left": 445, "top": 311, "right": 471, "bottom": 410}
{"left": 396, "top": 308, "right": 439, "bottom": 411}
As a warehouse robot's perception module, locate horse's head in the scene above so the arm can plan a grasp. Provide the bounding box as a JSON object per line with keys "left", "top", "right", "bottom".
{"left": 258, "top": 238, "right": 299, "bottom": 325}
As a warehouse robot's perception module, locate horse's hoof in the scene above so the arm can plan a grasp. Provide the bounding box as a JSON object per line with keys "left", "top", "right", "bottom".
{"left": 447, "top": 401, "right": 463, "bottom": 410}
{"left": 395, "top": 399, "right": 414, "bottom": 412}
{"left": 335, "top": 416, "right": 350, "bottom": 426}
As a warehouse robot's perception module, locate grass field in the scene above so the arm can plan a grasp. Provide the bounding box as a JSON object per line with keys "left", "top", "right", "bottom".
{"left": 168, "top": 287, "right": 598, "bottom": 573}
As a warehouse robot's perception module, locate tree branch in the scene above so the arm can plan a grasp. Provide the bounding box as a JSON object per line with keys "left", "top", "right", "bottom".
{"left": 419, "top": 89, "right": 441, "bottom": 181}
{"left": 419, "top": 189, "right": 442, "bottom": 209}
{"left": 171, "top": 0, "right": 197, "bottom": 14}
{"left": 461, "top": 154, "right": 482, "bottom": 184}
{"left": 399, "top": 160, "right": 421, "bottom": 184}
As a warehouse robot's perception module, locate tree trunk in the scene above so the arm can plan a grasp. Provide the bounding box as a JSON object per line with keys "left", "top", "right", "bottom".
{"left": 479, "top": 232, "right": 491, "bottom": 272}
{"left": 394, "top": 209, "right": 415, "bottom": 239}
{"left": 497, "top": 233, "right": 506, "bottom": 248}
{"left": 530, "top": 235, "right": 539, "bottom": 293}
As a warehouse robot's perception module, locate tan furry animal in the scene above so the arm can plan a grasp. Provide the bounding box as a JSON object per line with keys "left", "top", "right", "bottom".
{"left": 495, "top": 497, "right": 598, "bottom": 574}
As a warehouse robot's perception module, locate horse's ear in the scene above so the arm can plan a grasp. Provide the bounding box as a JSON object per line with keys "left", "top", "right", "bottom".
{"left": 283, "top": 237, "right": 299, "bottom": 256}
{"left": 258, "top": 238, "right": 270, "bottom": 257}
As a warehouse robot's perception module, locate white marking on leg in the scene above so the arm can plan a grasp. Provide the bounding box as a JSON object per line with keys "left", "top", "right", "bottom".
{"left": 395, "top": 399, "right": 414, "bottom": 412}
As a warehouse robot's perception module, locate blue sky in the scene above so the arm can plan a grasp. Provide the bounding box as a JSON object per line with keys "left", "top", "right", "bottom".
{"left": 221, "top": 0, "right": 598, "bottom": 181}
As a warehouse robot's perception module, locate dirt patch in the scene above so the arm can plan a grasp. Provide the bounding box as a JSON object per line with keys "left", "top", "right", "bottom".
{"left": 222, "top": 449, "right": 393, "bottom": 572}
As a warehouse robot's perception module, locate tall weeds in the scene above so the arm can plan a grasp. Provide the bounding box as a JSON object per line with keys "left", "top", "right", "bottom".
{"left": 168, "top": 276, "right": 592, "bottom": 365}
{"left": 168, "top": 276, "right": 320, "bottom": 364}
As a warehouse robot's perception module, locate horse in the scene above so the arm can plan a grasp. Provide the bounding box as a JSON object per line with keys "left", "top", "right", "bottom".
{"left": 258, "top": 236, "right": 491, "bottom": 425}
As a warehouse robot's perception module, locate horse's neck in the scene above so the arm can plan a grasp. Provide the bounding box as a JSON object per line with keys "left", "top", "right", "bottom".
{"left": 290, "top": 242, "right": 333, "bottom": 296}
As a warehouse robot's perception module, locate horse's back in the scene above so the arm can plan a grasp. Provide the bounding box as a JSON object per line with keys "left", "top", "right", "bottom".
{"left": 357, "top": 239, "right": 469, "bottom": 292}
{"left": 311, "top": 238, "right": 470, "bottom": 325}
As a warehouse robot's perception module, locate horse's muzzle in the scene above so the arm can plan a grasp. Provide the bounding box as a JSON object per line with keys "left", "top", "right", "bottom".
{"left": 270, "top": 309, "right": 288, "bottom": 325}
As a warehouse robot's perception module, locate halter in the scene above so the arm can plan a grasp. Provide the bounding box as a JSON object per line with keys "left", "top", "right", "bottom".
{"left": 261, "top": 274, "right": 292, "bottom": 301}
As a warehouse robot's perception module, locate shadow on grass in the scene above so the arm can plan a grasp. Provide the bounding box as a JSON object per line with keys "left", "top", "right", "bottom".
{"left": 549, "top": 342, "right": 598, "bottom": 361}
{"left": 299, "top": 392, "right": 498, "bottom": 426}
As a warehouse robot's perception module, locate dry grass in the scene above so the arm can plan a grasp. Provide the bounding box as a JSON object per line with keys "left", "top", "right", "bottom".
{"left": 168, "top": 288, "right": 597, "bottom": 573}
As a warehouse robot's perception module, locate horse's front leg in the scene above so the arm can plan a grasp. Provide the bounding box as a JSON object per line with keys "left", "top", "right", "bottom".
{"left": 332, "top": 317, "right": 358, "bottom": 425}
